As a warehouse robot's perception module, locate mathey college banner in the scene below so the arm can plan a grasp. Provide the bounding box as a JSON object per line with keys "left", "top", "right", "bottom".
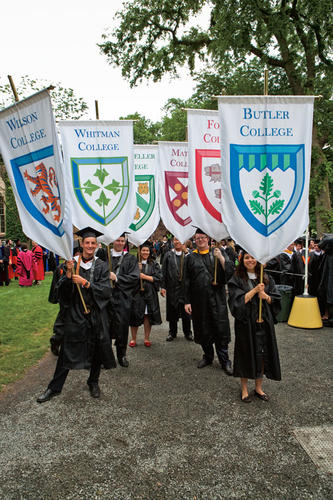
{"left": 158, "top": 142, "right": 194, "bottom": 243}
{"left": 59, "top": 120, "right": 135, "bottom": 243}
{"left": 127, "top": 145, "right": 159, "bottom": 247}
{"left": 187, "top": 109, "right": 228, "bottom": 240}
{"left": 218, "top": 96, "right": 314, "bottom": 263}
{"left": 0, "top": 90, "right": 72, "bottom": 259}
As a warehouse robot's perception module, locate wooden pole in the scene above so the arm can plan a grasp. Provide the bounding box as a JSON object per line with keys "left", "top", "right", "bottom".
{"left": 107, "top": 244, "right": 114, "bottom": 288}
{"left": 138, "top": 247, "right": 144, "bottom": 291}
{"left": 74, "top": 255, "right": 90, "bottom": 314}
{"left": 257, "top": 68, "right": 269, "bottom": 322}
{"left": 7, "top": 75, "right": 19, "bottom": 102}
{"left": 95, "top": 100, "right": 99, "bottom": 120}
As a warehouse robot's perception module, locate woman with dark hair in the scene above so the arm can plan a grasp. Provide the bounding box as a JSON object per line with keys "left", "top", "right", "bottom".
{"left": 129, "top": 243, "right": 162, "bottom": 347}
{"left": 228, "top": 252, "right": 281, "bottom": 403}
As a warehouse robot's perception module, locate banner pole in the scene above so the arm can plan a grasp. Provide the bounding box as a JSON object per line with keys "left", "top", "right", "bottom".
{"left": 257, "top": 68, "right": 269, "bottom": 322}
{"left": 74, "top": 255, "right": 90, "bottom": 314}
{"left": 138, "top": 246, "right": 144, "bottom": 291}
{"left": 7, "top": 75, "right": 19, "bottom": 102}
{"left": 303, "top": 228, "right": 309, "bottom": 295}
{"left": 95, "top": 100, "right": 99, "bottom": 120}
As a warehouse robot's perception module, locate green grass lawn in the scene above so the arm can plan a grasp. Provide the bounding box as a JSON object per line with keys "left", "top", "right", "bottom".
{"left": 0, "top": 274, "right": 58, "bottom": 391}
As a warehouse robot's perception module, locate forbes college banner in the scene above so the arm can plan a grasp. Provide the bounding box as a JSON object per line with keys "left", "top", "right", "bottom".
{"left": 187, "top": 109, "right": 228, "bottom": 240}
{"left": 0, "top": 90, "right": 72, "bottom": 259}
{"left": 127, "top": 145, "right": 159, "bottom": 246}
{"left": 59, "top": 120, "right": 135, "bottom": 243}
{"left": 158, "top": 142, "right": 193, "bottom": 243}
{"left": 218, "top": 96, "right": 314, "bottom": 263}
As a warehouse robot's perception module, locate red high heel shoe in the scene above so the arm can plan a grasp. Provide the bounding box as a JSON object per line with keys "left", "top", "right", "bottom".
{"left": 144, "top": 340, "right": 151, "bottom": 347}
{"left": 129, "top": 340, "right": 136, "bottom": 347}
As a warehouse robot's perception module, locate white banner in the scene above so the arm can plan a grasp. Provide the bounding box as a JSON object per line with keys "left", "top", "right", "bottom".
{"left": 59, "top": 120, "right": 135, "bottom": 244}
{"left": 158, "top": 141, "right": 194, "bottom": 243}
{"left": 187, "top": 109, "right": 229, "bottom": 240}
{"left": 218, "top": 96, "right": 314, "bottom": 263}
{"left": 127, "top": 145, "right": 159, "bottom": 246}
{"left": 0, "top": 90, "right": 72, "bottom": 259}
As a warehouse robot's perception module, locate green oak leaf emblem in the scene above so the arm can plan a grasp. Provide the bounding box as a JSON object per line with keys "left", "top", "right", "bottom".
{"left": 249, "top": 173, "right": 285, "bottom": 225}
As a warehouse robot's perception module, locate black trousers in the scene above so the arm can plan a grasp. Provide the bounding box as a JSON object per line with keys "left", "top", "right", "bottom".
{"left": 48, "top": 345, "right": 101, "bottom": 393}
{"left": 201, "top": 338, "right": 229, "bottom": 365}
{"left": 169, "top": 303, "right": 192, "bottom": 337}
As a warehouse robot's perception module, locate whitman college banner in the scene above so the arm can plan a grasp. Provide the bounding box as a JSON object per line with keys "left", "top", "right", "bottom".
{"left": 187, "top": 109, "right": 228, "bottom": 240}
{"left": 127, "top": 145, "right": 159, "bottom": 246}
{"left": 59, "top": 120, "right": 135, "bottom": 243}
{"left": 158, "top": 142, "right": 194, "bottom": 243}
{"left": 0, "top": 90, "right": 72, "bottom": 259}
{"left": 218, "top": 96, "right": 314, "bottom": 263}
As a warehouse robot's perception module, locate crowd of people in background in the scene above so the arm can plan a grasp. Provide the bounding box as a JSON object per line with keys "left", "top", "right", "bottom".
{"left": 0, "top": 239, "right": 59, "bottom": 287}
{"left": 33, "top": 226, "right": 332, "bottom": 405}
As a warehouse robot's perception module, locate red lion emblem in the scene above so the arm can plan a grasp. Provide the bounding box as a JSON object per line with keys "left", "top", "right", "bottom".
{"left": 24, "top": 162, "right": 61, "bottom": 222}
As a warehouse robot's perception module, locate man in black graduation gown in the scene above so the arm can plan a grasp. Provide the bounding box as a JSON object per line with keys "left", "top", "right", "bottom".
{"left": 37, "top": 227, "right": 116, "bottom": 403}
{"left": 184, "top": 229, "right": 234, "bottom": 373}
{"left": 160, "top": 237, "right": 193, "bottom": 342}
{"left": 98, "top": 233, "right": 140, "bottom": 367}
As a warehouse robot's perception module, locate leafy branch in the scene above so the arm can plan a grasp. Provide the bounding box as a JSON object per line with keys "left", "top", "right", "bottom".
{"left": 250, "top": 173, "right": 285, "bottom": 225}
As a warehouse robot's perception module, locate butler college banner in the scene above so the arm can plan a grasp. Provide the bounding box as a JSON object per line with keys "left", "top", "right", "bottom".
{"left": 218, "top": 96, "right": 314, "bottom": 263}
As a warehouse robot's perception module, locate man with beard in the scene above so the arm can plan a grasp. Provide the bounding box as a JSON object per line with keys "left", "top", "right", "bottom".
{"left": 98, "top": 233, "right": 140, "bottom": 367}
{"left": 37, "top": 227, "right": 116, "bottom": 403}
{"left": 184, "top": 229, "right": 234, "bottom": 373}
{"left": 160, "top": 237, "right": 193, "bottom": 342}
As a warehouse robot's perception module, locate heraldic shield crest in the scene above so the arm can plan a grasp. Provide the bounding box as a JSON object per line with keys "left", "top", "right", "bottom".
{"left": 71, "top": 156, "right": 130, "bottom": 225}
{"left": 195, "top": 149, "right": 222, "bottom": 223}
{"left": 230, "top": 144, "right": 305, "bottom": 236}
{"left": 165, "top": 171, "right": 191, "bottom": 227}
{"left": 129, "top": 174, "right": 155, "bottom": 231}
{"left": 10, "top": 145, "right": 64, "bottom": 236}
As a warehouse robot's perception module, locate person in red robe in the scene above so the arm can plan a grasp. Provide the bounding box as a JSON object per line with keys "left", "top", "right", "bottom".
{"left": 32, "top": 241, "right": 45, "bottom": 285}
{"left": 16, "top": 243, "right": 34, "bottom": 287}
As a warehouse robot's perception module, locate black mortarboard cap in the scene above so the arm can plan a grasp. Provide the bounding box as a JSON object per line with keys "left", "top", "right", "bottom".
{"left": 75, "top": 227, "right": 103, "bottom": 239}
{"left": 192, "top": 226, "right": 207, "bottom": 235}
{"left": 119, "top": 232, "right": 130, "bottom": 238}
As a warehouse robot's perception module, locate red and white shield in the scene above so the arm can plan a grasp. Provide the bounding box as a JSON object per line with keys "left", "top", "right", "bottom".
{"left": 195, "top": 149, "right": 222, "bottom": 223}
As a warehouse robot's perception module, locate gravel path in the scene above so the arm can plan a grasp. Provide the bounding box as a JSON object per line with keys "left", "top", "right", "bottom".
{"left": 0, "top": 300, "right": 332, "bottom": 499}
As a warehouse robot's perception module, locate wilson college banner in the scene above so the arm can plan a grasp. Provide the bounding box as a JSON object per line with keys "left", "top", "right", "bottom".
{"left": 218, "top": 96, "right": 314, "bottom": 263}
{"left": 0, "top": 90, "right": 72, "bottom": 259}
{"left": 59, "top": 120, "right": 135, "bottom": 243}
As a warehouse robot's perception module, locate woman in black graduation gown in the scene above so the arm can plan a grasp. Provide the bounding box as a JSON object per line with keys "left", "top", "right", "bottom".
{"left": 228, "top": 253, "right": 281, "bottom": 403}
{"left": 129, "top": 243, "right": 162, "bottom": 347}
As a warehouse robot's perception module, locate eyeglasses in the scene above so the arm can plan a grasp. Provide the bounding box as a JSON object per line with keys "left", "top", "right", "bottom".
{"left": 195, "top": 236, "right": 208, "bottom": 241}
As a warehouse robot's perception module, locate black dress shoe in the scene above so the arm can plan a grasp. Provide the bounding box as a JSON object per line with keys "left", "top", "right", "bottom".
{"left": 240, "top": 391, "right": 252, "bottom": 403}
{"left": 254, "top": 390, "right": 270, "bottom": 401}
{"left": 89, "top": 384, "right": 101, "bottom": 398}
{"left": 184, "top": 333, "right": 193, "bottom": 341}
{"left": 197, "top": 358, "right": 213, "bottom": 369}
{"left": 36, "top": 388, "right": 60, "bottom": 403}
{"left": 118, "top": 356, "right": 129, "bottom": 367}
{"left": 166, "top": 334, "right": 176, "bottom": 342}
{"left": 221, "top": 360, "right": 233, "bottom": 376}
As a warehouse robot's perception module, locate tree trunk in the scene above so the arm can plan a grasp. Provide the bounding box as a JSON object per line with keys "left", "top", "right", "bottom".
{"left": 311, "top": 125, "right": 332, "bottom": 236}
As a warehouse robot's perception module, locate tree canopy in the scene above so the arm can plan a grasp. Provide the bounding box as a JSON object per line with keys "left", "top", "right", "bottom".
{"left": 100, "top": 0, "right": 332, "bottom": 232}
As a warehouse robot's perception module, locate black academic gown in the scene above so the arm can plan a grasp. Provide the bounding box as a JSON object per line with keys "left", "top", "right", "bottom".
{"left": 184, "top": 249, "right": 234, "bottom": 345}
{"left": 279, "top": 252, "right": 293, "bottom": 286}
{"left": 161, "top": 249, "right": 187, "bottom": 322}
{"left": 228, "top": 274, "right": 281, "bottom": 381}
{"left": 56, "top": 258, "right": 116, "bottom": 370}
{"left": 107, "top": 252, "right": 140, "bottom": 343}
{"left": 308, "top": 252, "right": 323, "bottom": 297}
{"left": 130, "top": 260, "right": 162, "bottom": 326}
{"left": 290, "top": 251, "right": 305, "bottom": 295}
